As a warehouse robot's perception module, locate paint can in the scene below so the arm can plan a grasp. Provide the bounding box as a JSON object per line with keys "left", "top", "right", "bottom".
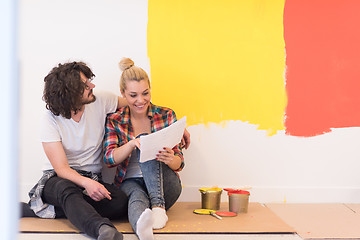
{"left": 199, "top": 187, "right": 222, "bottom": 210}
{"left": 225, "top": 189, "right": 250, "bottom": 213}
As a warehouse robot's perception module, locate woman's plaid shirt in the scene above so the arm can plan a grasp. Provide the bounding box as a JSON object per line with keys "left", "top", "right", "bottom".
{"left": 103, "top": 103, "right": 184, "bottom": 187}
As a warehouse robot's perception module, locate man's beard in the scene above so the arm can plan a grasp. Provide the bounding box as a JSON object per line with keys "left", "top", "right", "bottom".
{"left": 82, "top": 93, "right": 96, "bottom": 105}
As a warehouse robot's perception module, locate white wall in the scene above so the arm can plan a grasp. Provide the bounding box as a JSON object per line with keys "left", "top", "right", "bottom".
{"left": 19, "top": 0, "right": 360, "bottom": 204}
{"left": 19, "top": 0, "right": 150, "bottom": 199}
{"left": 1, "top": 0, "right": 18, "bottom": 239}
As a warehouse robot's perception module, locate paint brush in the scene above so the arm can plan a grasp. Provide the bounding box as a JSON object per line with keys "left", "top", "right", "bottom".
{"left": 210, "top": 211, "right": 222, "bottom": 220}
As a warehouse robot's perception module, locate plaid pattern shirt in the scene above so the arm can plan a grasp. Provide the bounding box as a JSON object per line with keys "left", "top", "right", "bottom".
{"left": 104, "top": 103, "right": 184, "bottom": 187}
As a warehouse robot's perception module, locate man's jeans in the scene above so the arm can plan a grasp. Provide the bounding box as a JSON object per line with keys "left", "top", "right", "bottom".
{"left": 42, "top": 176, "right": 128, "bottom": 238}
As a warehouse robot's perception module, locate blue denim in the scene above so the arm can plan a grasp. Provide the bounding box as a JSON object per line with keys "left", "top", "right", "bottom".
{"left": 119, "top": 135, "right": 182, "bottom": 232}
{"left": 140, "top": 158, "right": 165, "bottom": 208}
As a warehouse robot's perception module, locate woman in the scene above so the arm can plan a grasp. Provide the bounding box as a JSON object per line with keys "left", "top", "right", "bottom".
{"left": 104, "top": 58, "right": 186, "bottom": 240}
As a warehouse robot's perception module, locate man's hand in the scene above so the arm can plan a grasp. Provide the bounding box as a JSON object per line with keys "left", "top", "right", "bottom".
{"left": 83, "top": 178, "right": 111, "bottom": 201}
{"left": 117, "top": 96, "right": 128, "bottom": 109}
{"left": 181, "top": 128, "right": 191, "bottom": 149}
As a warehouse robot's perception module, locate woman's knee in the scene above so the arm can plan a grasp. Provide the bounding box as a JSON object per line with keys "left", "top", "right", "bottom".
{"left": 129, "top": 189, "right": 149, "bottom": 203}
{"left": 162, "top": 169, "right": 182, "bottom": 209}
{"left": 163, "top": 167, "right": 182, "bottom": 192}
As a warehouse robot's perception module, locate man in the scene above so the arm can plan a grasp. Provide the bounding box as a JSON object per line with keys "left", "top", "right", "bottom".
{"left": 24, "top": 62, "right": 128, "bottom": 240}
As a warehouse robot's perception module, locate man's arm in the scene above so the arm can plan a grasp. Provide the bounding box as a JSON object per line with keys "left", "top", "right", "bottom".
{"left": 42, "top": 141, "right": 111, "bottom": 201}
{"left": 117, "top": 96, "right": 127, "bottom": 109}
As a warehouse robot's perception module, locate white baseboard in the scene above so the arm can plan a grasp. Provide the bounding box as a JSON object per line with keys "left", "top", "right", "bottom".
{"left": 178, "top": 186, "right": 360, "bottom": 203}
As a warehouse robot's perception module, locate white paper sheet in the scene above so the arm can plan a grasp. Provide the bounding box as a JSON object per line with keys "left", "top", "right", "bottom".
{"left": 139, "top": 116, "right": 187, "bottom": 163}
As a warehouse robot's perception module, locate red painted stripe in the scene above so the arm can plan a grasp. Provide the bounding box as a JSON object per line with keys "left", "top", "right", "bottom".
{"left": 284, "top": 0, "right": 360, "bottom": 137}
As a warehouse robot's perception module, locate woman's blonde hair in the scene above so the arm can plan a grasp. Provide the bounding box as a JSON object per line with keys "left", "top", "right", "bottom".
{"left": 118, "top": 58, "right": 150, "bottom": 93}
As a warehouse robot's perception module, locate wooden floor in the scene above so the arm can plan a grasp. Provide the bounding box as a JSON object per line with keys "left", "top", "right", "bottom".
{"left": 19, "top": 203, "right": 294, "bottom": 234}
{"left": 18, "top": 233, "right": 303, "bottom": 240}
{"left": 18, "top": 203, "right": 360, "bottom": 240}
{"left": 266, "top": 203, "right": 360, "bottom": 239}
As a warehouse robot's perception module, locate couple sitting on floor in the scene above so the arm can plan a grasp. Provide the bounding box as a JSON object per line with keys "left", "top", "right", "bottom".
{"left": 22, "top": 58, "right": 190, "bottom": 240}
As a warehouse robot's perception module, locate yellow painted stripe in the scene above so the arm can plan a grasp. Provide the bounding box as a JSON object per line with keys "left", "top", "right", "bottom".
{"left": 148, "top": 0, "right": 286, "bottom": 134}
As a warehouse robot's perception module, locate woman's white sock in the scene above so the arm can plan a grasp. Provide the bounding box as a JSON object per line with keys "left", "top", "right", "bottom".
{"left": 152, "top": 207, "right": 168, "bottom": 229}
{"left": 136, "top": 208, "right": 154, "bottom": 240}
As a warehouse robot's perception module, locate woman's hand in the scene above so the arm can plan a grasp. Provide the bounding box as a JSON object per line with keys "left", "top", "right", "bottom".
{"left": 131, "top": 138, "right": 140, "bottom": 149}
{"left": 83, "top": 178, "right": 111, "bottom": 202}
{"left": 156, "top": 147, "right": 176, "bottom": 165}
{"left": 112, "top": 138, "right": 140, "bottom": 165}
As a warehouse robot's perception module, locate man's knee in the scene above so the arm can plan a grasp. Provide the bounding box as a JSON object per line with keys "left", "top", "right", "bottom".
{"left": 45, "top": 177, "right": 82, "bottom": 200}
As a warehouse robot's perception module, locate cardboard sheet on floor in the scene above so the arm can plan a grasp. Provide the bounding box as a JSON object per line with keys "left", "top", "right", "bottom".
{"left": 345, "top": 203, "right": 360, "bottom": 213}
{"left": 266, "top": 203, "right": 360, "bottom": 239}
{"left": 20, "top": 202, "right": 294, "bottom": 234}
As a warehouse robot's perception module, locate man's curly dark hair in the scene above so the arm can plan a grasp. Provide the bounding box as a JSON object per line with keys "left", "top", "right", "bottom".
{"left": 43, "top": 62, "right": 95, "bottom": 119}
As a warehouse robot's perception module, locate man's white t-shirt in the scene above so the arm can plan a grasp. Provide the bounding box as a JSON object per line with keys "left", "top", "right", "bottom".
{"left": 40, "top": 91, "right": 118, "bottom": 174}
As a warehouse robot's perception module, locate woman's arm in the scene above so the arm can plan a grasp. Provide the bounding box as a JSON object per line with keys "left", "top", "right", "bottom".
{"left": 111, "top": 139, "right": 139, "bottom": 164}
{"left": 157, "top": 109, "right": 185, "bottom": 171}
{"left": 104, "top": 116, "right": 137, "bottom": 166}
{"left": 42, "top": 141, "right": 111, "bottom": 201}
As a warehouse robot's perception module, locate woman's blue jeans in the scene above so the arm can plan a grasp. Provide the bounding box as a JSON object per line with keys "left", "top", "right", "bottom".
{"left": 119, "top": 140, "right": 182, "bottom": 232}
